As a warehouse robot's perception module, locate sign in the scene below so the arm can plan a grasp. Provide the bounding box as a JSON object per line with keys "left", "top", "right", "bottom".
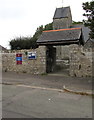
{"left": 28, "top": 52, "right": 36, "bottom": 60}
{"left": 16, "top": 54, "right": 22, "bottom": 64}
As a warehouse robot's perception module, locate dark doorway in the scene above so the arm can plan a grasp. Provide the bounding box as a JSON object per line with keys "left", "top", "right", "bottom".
{"left": 46, "top": 45, "right": 70, "bottom": 76}
{"left": 46, "top": 46, "right": 56, "bottom": 73}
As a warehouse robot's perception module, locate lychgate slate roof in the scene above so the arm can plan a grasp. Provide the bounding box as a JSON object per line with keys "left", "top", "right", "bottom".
{"left": 53, "top": 7, "right": 70, "bottom": 19}
{"left": 37, "top": 28, "right": 84, "bottom": 45}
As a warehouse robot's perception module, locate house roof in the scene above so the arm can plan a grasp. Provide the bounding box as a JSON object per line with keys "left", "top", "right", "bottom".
{"left": 53, "top": 7, "right": 70, "bottom": 19}
{"left": 0, "top": 45, "right": 8, "bottom": 52}
{"left": 37, "top": 28, "right": 84, "bottom": 45}
{"left": 91, "top": 39, "right": 94, "bottom": 42}
{"left": 85, "top": 38, "right": 94, "bottom": 44}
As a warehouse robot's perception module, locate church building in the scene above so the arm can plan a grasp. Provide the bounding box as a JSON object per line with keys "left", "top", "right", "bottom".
{"left": 37, "top": 6, "right": 90, "bottom": 73}
{"left": 37, "top": 6, "right": 84, "bottom": 46}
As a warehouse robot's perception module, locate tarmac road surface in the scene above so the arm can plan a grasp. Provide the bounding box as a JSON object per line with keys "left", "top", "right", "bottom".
{"left": 2, "top": 84, "right": 92, "bottom": 118}
{"left": 1, "top": 71, "right": 93, "bottom": 118}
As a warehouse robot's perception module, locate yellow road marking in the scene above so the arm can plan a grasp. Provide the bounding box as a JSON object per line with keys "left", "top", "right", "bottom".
{"left": 16, "top": 84, "right": 64, "bottom": 92}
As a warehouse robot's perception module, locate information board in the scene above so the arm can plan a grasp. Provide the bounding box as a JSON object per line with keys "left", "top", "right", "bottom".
{"left": 28, "top": 52, "right": 36, "bottom": 60}
{"left": 16, "top": 54, "right": 22, "bottom": 64}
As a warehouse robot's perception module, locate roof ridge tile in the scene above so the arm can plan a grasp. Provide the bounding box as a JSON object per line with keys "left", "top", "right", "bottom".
{"left": 43, "top": 28, "right": 81, "bottom": 33}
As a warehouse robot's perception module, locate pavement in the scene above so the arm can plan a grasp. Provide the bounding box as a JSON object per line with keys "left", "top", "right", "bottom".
{"left": 2, "top": 71, "right": 93, "bottom": 96}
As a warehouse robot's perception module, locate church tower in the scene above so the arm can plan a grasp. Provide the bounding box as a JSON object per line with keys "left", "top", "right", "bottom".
{"left": 53, "top": 6, "right": 72, "bottom": 60}
{"left": 53, "top": 6, "right": 72, "bottom": 30}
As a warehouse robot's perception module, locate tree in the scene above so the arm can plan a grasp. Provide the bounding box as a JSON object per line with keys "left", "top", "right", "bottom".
{"left": 31, "top": 23, "right": 53, "bottom": 48}
{"left": 72, "top": 21, "right": 83, "bottom": 25}
{"left": 82, "top": 0, "right": 94, "bottom": 38}
{"left": 10, "top": 36, "right": 32, "bottom": 50}
{"left": 9, "top": 22, "right": 53, "bottom": 50}
{"left": 44, "top": 23, "right": 53, "bottom": 30}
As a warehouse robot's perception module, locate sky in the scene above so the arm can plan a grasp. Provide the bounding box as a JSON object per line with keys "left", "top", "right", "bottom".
{"left": 0, "top": 0, "right": 92, "bottom": 49}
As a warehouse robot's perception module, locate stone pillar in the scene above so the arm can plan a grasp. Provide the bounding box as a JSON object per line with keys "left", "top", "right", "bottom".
{"left": 69, "top": 45, "right": 92, "bottom": 77}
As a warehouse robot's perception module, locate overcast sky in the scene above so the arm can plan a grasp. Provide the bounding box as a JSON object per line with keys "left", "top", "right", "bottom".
{"left": 0, "top": 0, "right": 91, "bottom": 49}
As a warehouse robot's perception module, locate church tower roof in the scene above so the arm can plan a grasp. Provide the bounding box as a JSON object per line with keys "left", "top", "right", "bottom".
{"left": 53, "top": 6, "right": 71, "bottom": 19}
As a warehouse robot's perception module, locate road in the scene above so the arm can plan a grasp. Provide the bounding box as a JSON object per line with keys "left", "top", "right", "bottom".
{"left": 2, "top": 84, "right": 92, "bottom": 118}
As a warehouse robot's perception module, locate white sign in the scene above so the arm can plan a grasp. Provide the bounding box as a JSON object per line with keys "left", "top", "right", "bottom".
{"left": 28, "top": 52, "right": 36, "bottom": 59}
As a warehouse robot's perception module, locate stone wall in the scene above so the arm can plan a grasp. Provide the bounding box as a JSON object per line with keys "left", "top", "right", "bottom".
{"left": 1, "top": 44, "right": 93, "bottom": 77}
{"left": 56, "top": 46, "right": 68, "bottom": 61}
{"left": 53, "top": 18, "right": 70, "bottom": 30}
{"left": 2, "top": 46, "right": 46, "bottom": 74}
{"left": 69, "top": 45, "right": 93, "bottom": 77}
{"left": 0, "top": 55, "right": 1, "bottom": 65}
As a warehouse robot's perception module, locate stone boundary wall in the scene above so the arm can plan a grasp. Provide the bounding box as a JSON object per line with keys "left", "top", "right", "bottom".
{"left": 69, "top": 45, "right": 93, "bottom": 77}
{"left": 2, "top": 46, "right": 46, "bottom": 74}
{"left": 1, "top": 45, "right": 93, "bottom": 77}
